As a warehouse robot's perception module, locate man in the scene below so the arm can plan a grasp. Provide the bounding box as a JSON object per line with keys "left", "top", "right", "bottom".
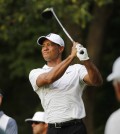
{"left": 29, "top": 33, "right": 103, "bottom": 134}
{"left": 0, "top": 89, "right": 18, "bottom": 134}
{"left": 25, "top": 111, "right": 48, "bottom": 134}
{"left": 104, "top": 57, "right": 120, "bottom": 134}
{"left": 0, "top": 128, "right": 6, "bottom": 134}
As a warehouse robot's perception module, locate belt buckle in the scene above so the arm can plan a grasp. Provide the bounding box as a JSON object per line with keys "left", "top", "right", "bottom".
{"left": 55, "top": 123, "right": 61, "bottom": 128}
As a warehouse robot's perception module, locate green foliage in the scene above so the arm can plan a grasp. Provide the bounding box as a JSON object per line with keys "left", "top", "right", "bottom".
{"left": 0, "top": 0, "right": 119, "bottom": 134}
{"left": 94, "top": 0, "right": 113, "bottom": 6}
{"left": 72, "top": 2, "right": 93, "bottom": 28}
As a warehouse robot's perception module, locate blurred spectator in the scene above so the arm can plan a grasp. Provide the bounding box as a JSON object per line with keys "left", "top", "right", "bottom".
{"left": 0, "top": 127, "right": 6, "bottom": 134}
{"left": 25, "top": 111, "right": 48, "bottom": 134}
{"left": 105, "top": 57, "right": 120, "bottom": 134}
{"left": 0, "top": 88, "right": 18, "bottom": 134}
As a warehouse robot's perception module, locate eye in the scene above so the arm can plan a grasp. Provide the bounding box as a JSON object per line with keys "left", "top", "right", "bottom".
{"left": 41, "top": 43, "right": 53, "bottom": 48}
{"left": 41, "top": 45, "right": 44, "bottom": 48}
{"left": 47, "top": 43, "right": 52, "bottom": 46}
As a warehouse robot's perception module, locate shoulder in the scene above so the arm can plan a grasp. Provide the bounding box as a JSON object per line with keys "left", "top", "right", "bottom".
{"left": 7, "top": 116, "right": 18, "bottom": 130}
{"left": 1, "top": 114, "right": 17, "bottom": 129}
{"left": 108, "top": 109, "right": 120, "bottom": 122}
{"left": 69, "top": 64, "right": 87, "bottom": 72}
{"left": 3, "top": 114, "right": 17, "bottom": 124}
{"left": 29, "top": 64, "right": 48, "bottom": 75}
{"left": 6, "top": 117, "right": 18, "bottom": 134}
{"left": 29, "top": 68, "right": 42, "bottom": 74}
{"left": 69, "top": 64, "right": 85, "bottom": 69}
{"left": 0, "top": 128, "right": 5, "bottom": 134}
{"left": 8, "top": 117, "right": 17, "bottom": 124}
{"left": 105, "top": 109, "right": 120, "bottom": 134}
{"left": 29, "top": 68, "right": 43, "bottom": 77}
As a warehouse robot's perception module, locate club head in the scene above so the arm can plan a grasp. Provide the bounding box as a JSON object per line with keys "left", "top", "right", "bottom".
{"left": 42, "top": 8, "right": 53, "bottom": 19}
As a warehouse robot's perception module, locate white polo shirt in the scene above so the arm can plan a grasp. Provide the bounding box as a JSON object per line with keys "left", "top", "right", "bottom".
{"left": 104, "top": 108, "right": 120, "bottom": 134}
{"left": 29, "top": 64, "right": 88, "bottom": 123}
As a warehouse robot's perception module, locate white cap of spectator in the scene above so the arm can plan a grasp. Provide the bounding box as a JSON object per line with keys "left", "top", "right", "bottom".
{"left": 107, "top": 57, "right": 120, "bottom": 81}
{"left": 25, "top": 112, "right": 45, "bottom": 123}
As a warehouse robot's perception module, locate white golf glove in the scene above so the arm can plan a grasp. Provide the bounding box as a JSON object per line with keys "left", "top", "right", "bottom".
{"left": 76, "top": 44, "right": 89, "bottom": 61}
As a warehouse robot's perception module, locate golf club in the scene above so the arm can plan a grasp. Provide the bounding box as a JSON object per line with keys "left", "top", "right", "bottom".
{"left": 42, "top": 7, "right": 74, "bottom": 43}
{"left": 41, "top": 7, "right": 84, "bottom": 54}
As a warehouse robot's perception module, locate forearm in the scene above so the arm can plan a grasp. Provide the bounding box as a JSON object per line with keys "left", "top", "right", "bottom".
{"left": 37, "top": 55, "right": 74, "bottom": 87}
{"left": 47, "top": 55, "right": 74, "bottom": 82}
{"left": 83, "top": 60, "right": 103, "bottom": 86}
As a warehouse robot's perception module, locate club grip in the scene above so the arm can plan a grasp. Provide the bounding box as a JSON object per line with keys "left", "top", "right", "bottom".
{"left": 80, "top": 50, "right": 84, "bottom": 54}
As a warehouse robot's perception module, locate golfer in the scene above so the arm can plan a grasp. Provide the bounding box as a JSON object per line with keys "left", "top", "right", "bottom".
{"left": 29, "top": 33, "right": 103, "bottom": 134}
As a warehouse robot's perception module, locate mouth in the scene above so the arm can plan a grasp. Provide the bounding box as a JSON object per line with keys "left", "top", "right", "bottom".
{"left": 43, "top": 52, "right": 48, "bottom": 54}
{"left": 42, "top": 51, "right": 49, "bottom": 55}
{"left": 42, "top": 52, "right": 50, "bottom": 59}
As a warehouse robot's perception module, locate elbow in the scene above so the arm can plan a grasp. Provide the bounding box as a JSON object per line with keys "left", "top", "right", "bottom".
{"left": 99, "top": 78, "right": 103, "bottom": 86}
{"left": 44, "top": 75, "right": 56, "bottom": 85}
{"left": 93, "top": 77, "right": 103, "bottom": 87}
{"left": 46, "top": 78, "right": 53, "bottom": 84}
{"left": 36, "top": 78, "right": 52, "bottom": 87}
{"left": 95, "top": 81, "right": 103, "bottom": 87}
{"left": 36, "top": 75, "right": 53, "bottom": 87}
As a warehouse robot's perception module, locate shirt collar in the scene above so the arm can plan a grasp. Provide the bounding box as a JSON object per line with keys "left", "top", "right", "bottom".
{"left": 43, "top": 64, "right": 53, "bottom": 69}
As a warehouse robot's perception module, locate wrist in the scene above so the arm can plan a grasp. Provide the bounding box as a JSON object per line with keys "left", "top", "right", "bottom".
{"left": 81, "top": 59, "right": 91, "bottom": 65}
{"left": 68, "top": 54, "right": 75, "bottom": 60}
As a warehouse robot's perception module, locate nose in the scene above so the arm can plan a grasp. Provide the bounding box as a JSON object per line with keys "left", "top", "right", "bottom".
{"left": 42, "top": 45, "right": 49, "bottom": 51}
{"left": 31, "top": 123, "right": 35, "bottom": 127}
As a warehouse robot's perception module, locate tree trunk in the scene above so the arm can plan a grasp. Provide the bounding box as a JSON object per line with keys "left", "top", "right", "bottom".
{"left": 84, "top": 3, "right": 113, "bottom": 134}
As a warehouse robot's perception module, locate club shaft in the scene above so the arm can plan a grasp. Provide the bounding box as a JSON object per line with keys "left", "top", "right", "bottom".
{"left": 51, "top": 8, "right": 74, "bottom": 43}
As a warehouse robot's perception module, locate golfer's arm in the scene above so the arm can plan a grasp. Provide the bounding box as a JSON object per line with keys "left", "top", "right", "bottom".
{"left": 83, "top": 60, "right": 103, "bottom": 86}
{"left": 36, "top": 55, "right": 74, "bottom": 87}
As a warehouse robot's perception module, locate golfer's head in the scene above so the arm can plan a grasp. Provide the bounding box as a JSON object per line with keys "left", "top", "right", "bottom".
{"left": 37, "top": 33, "right": 65, "bottom": 47}
{"left": 37, "top": 33, "right": 65, "bottom": 62}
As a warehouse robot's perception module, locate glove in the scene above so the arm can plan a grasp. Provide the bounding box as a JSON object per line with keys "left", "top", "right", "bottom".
{"left": 76, "top": 44, "right": 89, "bottom": 61}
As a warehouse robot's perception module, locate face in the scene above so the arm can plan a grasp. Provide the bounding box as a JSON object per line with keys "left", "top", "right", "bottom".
{"left": 31, "top": 122, "right": 48, "bottom": 134}
{"left": 113, "top": 80, "right": 120, "bottom": 102}
{"left": 41, "top": 39, "right": 64, "bottom": 62}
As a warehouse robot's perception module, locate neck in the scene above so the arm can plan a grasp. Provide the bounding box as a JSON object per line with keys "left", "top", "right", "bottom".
{"left": 42, "top": 131, "right": 47, "bottom": 134}
{"left": 47, "top": 58, "right": 62, "bottom": 67}
{"left": 37, "top": 130, "right": 47, "bottom": 134}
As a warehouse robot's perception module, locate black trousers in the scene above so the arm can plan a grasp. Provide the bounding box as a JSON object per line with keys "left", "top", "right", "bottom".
{"left": 47, "top": 120, "right": 87, "bottom": 134}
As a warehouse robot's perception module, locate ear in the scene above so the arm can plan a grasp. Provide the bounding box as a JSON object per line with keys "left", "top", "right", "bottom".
{"left": 59, "top": 46, "right": 64, "bottom": 54}
{"left": 45, "top": 123, "right": 48, "bottom": 129}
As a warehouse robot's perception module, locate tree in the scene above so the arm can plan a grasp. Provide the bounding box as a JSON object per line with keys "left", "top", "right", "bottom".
{"left": 0, "top": 0, "right": 119, "bottom": 133}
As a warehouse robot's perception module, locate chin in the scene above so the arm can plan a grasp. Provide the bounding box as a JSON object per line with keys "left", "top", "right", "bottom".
{"left": 44, "top": 58, "right": 51, "bottom": 61}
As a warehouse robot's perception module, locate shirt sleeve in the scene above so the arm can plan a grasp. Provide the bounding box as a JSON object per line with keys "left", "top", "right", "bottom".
{"left": 74, "top": 64, "right": 88, "bottom": 82}
{"left": 29, "top": 69, "right": 45, "bottom": 91}
{"left": 5, "top": 118, "right": 18, "bottom": 134}
{"left": 79, "top": 65, "right": 88, "bottom": 80}
{"left": 104, "top": 110, "right": 120, "bottom": 134}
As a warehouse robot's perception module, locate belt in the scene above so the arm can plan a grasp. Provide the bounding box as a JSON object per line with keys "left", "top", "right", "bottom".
{"left": 48, "top": 119, "right": 82, "bottom": 128}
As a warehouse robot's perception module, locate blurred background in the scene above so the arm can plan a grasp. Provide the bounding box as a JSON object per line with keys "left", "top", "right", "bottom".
{"left": 0, "top": 0, "right": 120, "bottom": 134}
